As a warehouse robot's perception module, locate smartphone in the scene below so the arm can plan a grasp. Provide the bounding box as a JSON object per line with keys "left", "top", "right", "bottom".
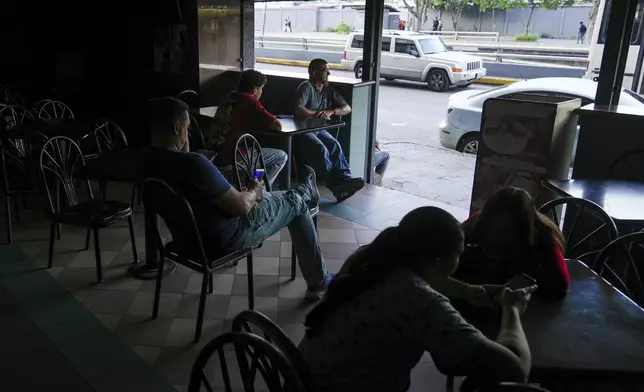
{"left": 505, "top": 273, "right": 536, "bottom": 290}
{"left": 253, "top": 169, "right": 265, "bottom": 180}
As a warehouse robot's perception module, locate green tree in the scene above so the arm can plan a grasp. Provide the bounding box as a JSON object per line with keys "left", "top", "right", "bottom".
{"left": 401, "top": 0, "right": 432, "bottom": 31}
{"left": 432, "top": 0, "right": 472, "bottom": 31}
{"left": 473, "top": 0, "right": 519, "bottom": 32}
{"left": 515, "top": 0, "right": 577, "bottom": 36}
{"left": 586, "top": 0, "right": 601, "bottom": 43}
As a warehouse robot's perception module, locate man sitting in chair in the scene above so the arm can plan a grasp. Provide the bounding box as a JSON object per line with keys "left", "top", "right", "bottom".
{"left": 205, "top": 69, "right": 287, "bottom": 187}
{"left": 146, "top": 97, "right": 332, "bottom": 300}
{"left": 294, "top": 58, "right": 364, "bottom": 202}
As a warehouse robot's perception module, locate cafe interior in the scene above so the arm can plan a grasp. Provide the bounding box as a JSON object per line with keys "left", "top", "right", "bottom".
{"left": 1, "top": 0, "right": 644, "bottom": 391}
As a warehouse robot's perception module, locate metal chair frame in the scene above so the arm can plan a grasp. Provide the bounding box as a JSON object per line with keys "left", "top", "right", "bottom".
{"left": 38, "top": 100, "right": 74, "bottom": 120}
{"left": 608, "top": 149, "right": 644, "bottom": 183}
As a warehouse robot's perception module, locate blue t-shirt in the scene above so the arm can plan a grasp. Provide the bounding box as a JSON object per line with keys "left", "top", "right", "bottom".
{"left": 146, "top": 147, "right": 242, "bottom": 254}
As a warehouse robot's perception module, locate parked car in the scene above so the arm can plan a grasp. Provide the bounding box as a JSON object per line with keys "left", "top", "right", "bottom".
{"left": 341, "top": 31, "right": 486, "bottom": 92}
{"left": 439, "top": 77, "right": 644, "bottom": 154}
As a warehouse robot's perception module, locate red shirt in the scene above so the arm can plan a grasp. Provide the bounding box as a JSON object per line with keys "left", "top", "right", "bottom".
{"left": 205, "top": 92, "right": 276, "bottom": 161}
{"left": 459, "top": 212, "right": 570, "bottom": 300}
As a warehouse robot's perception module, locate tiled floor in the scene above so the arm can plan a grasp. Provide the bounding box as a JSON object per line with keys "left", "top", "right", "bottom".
{"left": 0, "top": 182, "right": 468, "bottom": 391}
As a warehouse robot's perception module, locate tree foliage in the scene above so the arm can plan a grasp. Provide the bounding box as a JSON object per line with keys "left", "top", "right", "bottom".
{"left": 514, "top": 0, "right": 578, "bottom": 35}
{"left": 431, "top": 0, "right": 471, "bottom": 31}
{"left": 401, "top": 0, "right": 432, "bottom": 31}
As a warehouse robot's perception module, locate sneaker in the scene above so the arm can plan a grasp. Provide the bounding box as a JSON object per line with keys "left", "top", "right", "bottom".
{"left": 305, "top": 273, "right": 334, "bottom": 301}
{"left": 302, "top": 165, "right": 320, "bottom": 208}
{"left": 331, "top": 178, "right": 364, "bottom": 203}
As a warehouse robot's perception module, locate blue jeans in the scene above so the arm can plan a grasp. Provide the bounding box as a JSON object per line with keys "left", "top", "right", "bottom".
{"left": 294, "top": 130, "right": 351, "bottom": 185}
{"left": 230, "top": 187, "right": 327, "bottom": 288}
{"left": 373, "top": 150, "right": 390, "bottom": 176}
{"left": 262, "top": 148, "right": 288, "bottom": 187}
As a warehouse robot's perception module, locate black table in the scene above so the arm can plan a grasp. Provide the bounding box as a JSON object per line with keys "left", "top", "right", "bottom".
{"left": 252, "top": 117, "right": 345, "bottom": 189}
{"left": 545, "top": 179, "right": 644, "bottom": 226}
{"left": 455, "top": 259, "right": 644, "bottom": 384}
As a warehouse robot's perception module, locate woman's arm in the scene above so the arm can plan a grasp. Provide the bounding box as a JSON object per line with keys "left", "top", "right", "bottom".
{"left": 527, "top": 245, "right": 570, "bottom": 300}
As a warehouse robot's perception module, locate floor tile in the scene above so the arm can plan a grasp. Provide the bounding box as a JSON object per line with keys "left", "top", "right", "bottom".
{"left": 352, "top": 222, "right": 373, "bottom": 230}
{"left": 109, "top": 250, "right": 141, "bottom": 270}
{"left": 33, "top": 248, "right": 80, "bottom": 268}
{"left": 265, "top": 232, "right": 280, "bottom": 242}
{"left": 130, "top": 345, "right": 161, "bottom": 365}
{"left": 353, "top": 213, "right": 398, "bottom": 231}
{"left": 354, "top": 229, "right": 380, "bottom": 245}
{"left": 127, "top": 291, "right": 182, "bottom": 317}
{"left": 232, "top": 275, "right": 279, "bottom": 298}
{"left": 325, "top": 258, "right": 347, "bottom": 274}
{"left": 252, "top": 241, "right": 280, "bottom": 257}
{"left": 277, "top": 297, "right": 317, "bottom": 324}
{"left": 96, "top": 268, "right": 143, "bottom": 291}
{"left": 82, "top": 289, "right": 137, "bottom": 315}
{"left": 86, "top": 230, "right": 131, "bottom": 251}
{"left": 278, "top": 277, "right": 308, "bottom": 298}
{"left": 67, "top": 249, "right": 118, "bottom": 268}
{"left": 318, "top": 228, "right": 357, "bottom": 243}
{"left": 280, "top": 241, "right": 292, "bottom": 257}
{"left": 280, "top": 228, "right": 291, "bottom": 241}
{"left": 279, "top": 257, "right": 301, "bottom": 277}
{"left": 235, "top": 256, "right": 279, "bottom": 276}
{"left": 227, "top": 296, "right": 277, "bottom": 321}
{"left": 184, "top": 273, "right": 234, "bottom": 295}
{"left": 277, "top": 322, "right": 305, "bottom": 346}
{"left": 46, "top": 266, "right": 65, "bottom": 278}
{"left": 176, "top": 293, "right": 231, "bottom": 320}
{"left": 320, "top": 202, "right": 369, "bottom": 221}
{"left": 115, "top": 315, "right": 174, "bottom": 347}
{"left": 154, "top": 346, "right": 203, "bottom": 386}
{"left": 320, "top": 242, "right": 358, "bottom": 259}
{"left": 140, "top": 269, "right": 191, "bottom": 293}
{"left": 93, "top": 313, "right": 123, "bottom": 331}
{"left": 165, "top": 318, "right": 224, "bottom": 348}
{"left": 316, "top": 215, "right": 355, "bottom": 229}
{"left": 55, "top": 267, "right": 99, "bottom": 290}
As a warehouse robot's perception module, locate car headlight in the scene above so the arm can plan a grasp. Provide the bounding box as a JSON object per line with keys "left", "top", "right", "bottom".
{"left": 451, "top": 67, "right": 463, "bottom": 73}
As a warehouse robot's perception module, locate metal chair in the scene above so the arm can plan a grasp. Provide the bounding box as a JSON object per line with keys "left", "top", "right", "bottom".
{"left": 177, "top": 89, "right": 199, "bottom": 109}
{"left": 592, "top": 231, "right": 644, "bottom": 306}
{"left": 0, "top": 105, "right": 43, "bottom": 243}
{"left": 232, "top": 310, "right": 310, "bottom": 387}
{"left": 31, "top": 99, "right": 52, "bottom": 117}
{"left": 38, "top": 100, "right": 74, "bottom": 120}
{"left": 460, "top": 379, "right": 553, "bottom": 392}
{"left": 0, "top": 85, "right": 25, "bottom": 106}
{"left": 189, "top": 332, "right": 306, "bottom": 392}
{"left": 39, "top": 136, "right": 138, "bottom": 282}
{"left": 234, "top": 133, "right": 272, "bottom": 192}
{"left": 608, "top": 149, "right": 644, "bottom": 183}
{"left": 142, "top": 178, "right": 255, "bottom": 342}
{"left": 538, "top": 197, "right": 618, "bottom": 265}
{"left": 188, "top": 113, "right": 207, "bottom": 151}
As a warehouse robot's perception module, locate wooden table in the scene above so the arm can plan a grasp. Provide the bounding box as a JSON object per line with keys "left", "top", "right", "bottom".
{"left": 455, "top": 259, "right": 644, "bottom": 383}
{"left": 252, "top": 117, "right": 345, "bottom": 189}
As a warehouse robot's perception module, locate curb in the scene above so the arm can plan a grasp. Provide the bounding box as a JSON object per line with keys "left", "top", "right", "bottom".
{"left": 255, "top": 57, "right": 518, "bottom": 85}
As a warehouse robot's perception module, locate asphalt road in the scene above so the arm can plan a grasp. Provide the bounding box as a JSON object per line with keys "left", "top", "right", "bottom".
{"left": 257, "top": 63, "right": 493, "bottom": 211}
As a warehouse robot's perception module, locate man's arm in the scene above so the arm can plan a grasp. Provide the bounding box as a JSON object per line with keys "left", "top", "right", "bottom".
{"left": 214, "top": 179, "right": 264, "bottom": 216}
{"left": 332, "top": 89, "right": 351, "bottom": 116}
{"left": 251, "top": 100, "right": 282, "bottom": 131}
{"left": 294, "top": 83, "right": 317, "bottom": 118}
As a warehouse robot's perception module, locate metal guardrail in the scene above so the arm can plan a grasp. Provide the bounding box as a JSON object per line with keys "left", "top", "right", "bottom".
{"left": 418, "top": 30, "right": 500, "bottom": 41}
{"left": 255, "top": 34, "right": 589, "bottom": 66}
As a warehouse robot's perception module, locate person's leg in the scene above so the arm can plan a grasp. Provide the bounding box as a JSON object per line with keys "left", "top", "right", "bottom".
{"left": 261, "top": 147, "right": 288, "bottom": 187}
{"left": 373, "top": 150, "right": 390, "bottom": 177}
{"left": 293, "top": 132, "right": 334, "bottom": 182}
{"left": 316, "top": 129, "right": 352, "bottom": 183}
{"left": 231, "top": 189, "right": 327, "bottom": 288}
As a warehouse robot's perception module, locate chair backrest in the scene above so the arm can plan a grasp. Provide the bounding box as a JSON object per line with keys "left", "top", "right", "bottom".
{"left": 0, "top": 85, "right": 25, "bottom": 106}
{"left": 0, "top": 105, "right": 33, "bottom": 132}
{"left": 234, "top": 133, "right": 270, "bottom": 192}
{"left": 538, "top": 197, "right": 618, "bottom": 265}
{"left": 91, "top": 118, "right": 128, "bottom": 154}
{"left": 593, "top": 231, "right": 644, "bottom": 306}
{"left": 38, "top": 100, "right": 74, "bottom": 120}
{"left": 39, "top": 136, "right": 92, "bottom": 214}
{"left": 189, "top": 332, "right": 306, "bottom": 392}
{"left": 177, "top": 89, "right": 200, "bottom": 109}
{"left": 32, "top": 99, "right": 52, "bottom": 116}
{"left": 608, "top": 149, "right": 644, "bottom": 183}
{"left": 141, "top": 178, "right": 209, "bottom": 267}
{"left": 232, "top": 310, "right": 310, "bottom": 384}
{"left": 188, "top": 113, "right": 206, "bottom": 151}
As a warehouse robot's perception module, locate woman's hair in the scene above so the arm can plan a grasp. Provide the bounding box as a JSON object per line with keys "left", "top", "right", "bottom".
{"left": 469, "top": 187, "right": 564, "bottom": 254}
{"left": 238, "top": 69, "right": 267, "bottom": 93}
{"left": 304, "top": 207, "right": 464, "bottom": 337}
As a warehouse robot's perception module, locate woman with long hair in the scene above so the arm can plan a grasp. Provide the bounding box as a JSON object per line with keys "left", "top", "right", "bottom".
{"left": 299, "top": 207, "right": 535, "bottom": 392}
{"left": 456, "top": 187, "right": 569, "bottom": 300}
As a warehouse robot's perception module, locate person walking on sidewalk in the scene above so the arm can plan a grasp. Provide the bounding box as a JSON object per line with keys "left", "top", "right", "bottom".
{"left": 577, "top": 21, "right": 587, "bottom": 44}
{"left": 432, "top": 17, "right": 439, "bottom": 32}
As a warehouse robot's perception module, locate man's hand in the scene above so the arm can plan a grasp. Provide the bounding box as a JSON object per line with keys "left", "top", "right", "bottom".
{"left": 248, "top": 178, "right": 265, "bottom": 199}
{"left": 498, "top": 285, "right": 538, "bottom": 315}
{"left": 375, "top": 139, "right": 383, "bottom": 152}
{"left": 315, "top": 110, "right": 334, "bottom": 120}
{"left": 467, "top": 284, "right": 504, "bottom": 308}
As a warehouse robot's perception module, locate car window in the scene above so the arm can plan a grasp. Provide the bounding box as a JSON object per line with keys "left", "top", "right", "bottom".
{"left": 623, "top": 89, "right": 644, "bottom": 105}
{"left": 499, "top": 91, "right": 593, "bottom": 106}
{"left": 382, "top": 37, "right": 391, "bottom": 52}
{"left": 394, "top": 38, "right": 419, "bottom": 56}
{"left": 550, "top": 92, "right": 593, "bottom": 106}
{"left": 351, "top": 35, "right": 364, "bottom": 49}
{"left": 417, "top": 38, "right": 447, "bottom": 54}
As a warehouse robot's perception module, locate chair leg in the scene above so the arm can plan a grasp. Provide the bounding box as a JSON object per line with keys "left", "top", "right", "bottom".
{"left": 290, "top": 244, "right": 297, "bottom": 281}
{"left": 48, "top": 221, "right": 56, "bottom": 268}
{"left": 208, "top": 274, "right": 214, "bottom": 294}
{"left": 195, "top": 273, "right": 209, "bottom": 342}
{"left": 127, "top": 216, "right": 139, "bottom": 262}
{"left": 446, "top": 375, "right": 454, "bottom": 392}
{"left": 152, "top": 253, "right": 165, "bottom": 319}
{"left": 93, "top": 227, "right": 103, "bottom": 282}
{"left": 13, "top": 197, "right": 20, "bottom": 224}
{"left": 56, "top": 223, "right": 61, "bottom": 240}
{"left": 247, "top": 254, "right": 254, "bottom": 310}
{"left": 5, "top": 197, "right": 12, "bottom": 244}
{"left": 84, "top": 228, "right": 91, "bottom": 250}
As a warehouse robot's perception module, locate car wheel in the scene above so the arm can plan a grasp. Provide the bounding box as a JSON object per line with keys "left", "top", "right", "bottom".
{"left": 354, "top": 62, "right": 363, "bottom": 79}
{"left": 458, "top": 135, "right": 480, "bottom": 154}
{"left": 427, "top": 69, "right": 449, "bottom": 92}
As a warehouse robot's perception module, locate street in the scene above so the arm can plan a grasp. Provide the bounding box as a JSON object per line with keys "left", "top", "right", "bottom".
{"left": 256, "top": 63, "right": 492, "bottom": 211}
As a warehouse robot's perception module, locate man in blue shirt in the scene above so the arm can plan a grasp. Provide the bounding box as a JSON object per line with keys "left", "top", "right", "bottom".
{"left": 295, "top": 58, "right": 365, "bottom": 202}
{"left": 146, "top": 97, "right": 331, "bottom": 300}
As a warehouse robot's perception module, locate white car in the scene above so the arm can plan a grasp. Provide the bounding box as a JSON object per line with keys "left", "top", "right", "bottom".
{"left": 341, "top": 31, "right": 486, "bottom": 92}
{"left": 439, "top": 77, "right": 644, "bottom": 154}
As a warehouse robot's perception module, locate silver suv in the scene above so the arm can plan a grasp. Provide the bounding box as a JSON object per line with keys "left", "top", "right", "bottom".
{"left": 341, "top": 31, "right": 486, "bottom": 92}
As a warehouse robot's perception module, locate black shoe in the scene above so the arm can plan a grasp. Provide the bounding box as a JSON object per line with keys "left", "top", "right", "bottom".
{"left": 331, "top": 178, "right": 364, "bottom": 203}
{"left": 302, "top": 165, "right": 320, "bottom": 208}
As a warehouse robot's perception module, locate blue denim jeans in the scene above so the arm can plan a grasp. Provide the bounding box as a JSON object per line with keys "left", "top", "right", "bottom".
{"left": 294, "top": 130, "right": 351, "bottom": 185}
{"left": 373, "top": 150, "right": 390, "bottom": 176}
{"left": 230, "top": 187, "right": 327, "bottom": 288}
